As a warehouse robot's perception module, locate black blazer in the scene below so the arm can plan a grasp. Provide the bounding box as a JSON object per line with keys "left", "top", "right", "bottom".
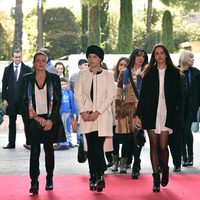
{"left": 135, "top": 66, "right": 182, "bottom": 130}
{"left": 20, "top": 71, "right": 66, "bottom": 144}
{"left": 185, "top": 67, "right": 200, "bottom": 124}
{"left": 2, "top": 62, "right": 32, "bottom": 115}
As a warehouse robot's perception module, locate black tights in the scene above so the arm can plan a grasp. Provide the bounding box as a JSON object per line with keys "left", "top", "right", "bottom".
{"left": 148, "top": 130, "right": 169, "bottom": 173}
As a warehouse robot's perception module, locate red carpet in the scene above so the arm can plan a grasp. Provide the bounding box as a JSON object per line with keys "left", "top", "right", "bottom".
{"left": 0, "top": 174, "right": 199, "bottom": 200}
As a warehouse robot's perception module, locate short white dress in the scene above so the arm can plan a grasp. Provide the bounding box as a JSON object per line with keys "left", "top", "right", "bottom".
{"left": 154, "top": 68, "right": 172, "bottom": 134}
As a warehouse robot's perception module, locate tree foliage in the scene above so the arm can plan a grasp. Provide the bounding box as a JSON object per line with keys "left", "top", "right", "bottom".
{"left": 160, "top": 0, "right": 200, "bottom": 11}
{"left": 81, "top": 2, "right": 88, "bottom": 52}
{"left": 24, "top": 9, "right": 38, "bottom": 59}
{"left": 43, "top": 7, "right": 81, "bottom": 59}
{"left": 0, "top": 23, "right": 9, "bottom": 60}
{"left": 88, "top": 1, "right": 100, "bottom": 46}
{"left": 117, "top": 0, "right": 132, "bottom": 53}
{"left": 162, "top": 10, "right": 175, "bottom": 52}
{"left": 100, "top": 0, "right": 110, "bottom": 52}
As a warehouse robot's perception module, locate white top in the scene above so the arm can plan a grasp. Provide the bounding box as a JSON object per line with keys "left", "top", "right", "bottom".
{"left": 35, "top": 83, "right": 48, "bottom": 115}
{"left": 154, "top": 68, "right": 172, "bottom": 134}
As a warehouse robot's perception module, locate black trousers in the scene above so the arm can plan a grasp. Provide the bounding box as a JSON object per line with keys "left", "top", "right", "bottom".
{"left": 182, "top": 122, "right": 193, "bottom": 157}
{"left": 113, "top": 133, "right": 130, "bottom": 158}
{"left": 30, "top": 130, "right": 54, "bottom": 182}
{"left": 127, "top": 135, "right": 142, "bottom": 165}
{"left": 85, "top": 131, "right": 106, "bottom": 174}
{"left": 169, "top": 129, "right": 183, "bottom": 167}
{"left": 8, "top": 112, "right": 29, "bottom": 146}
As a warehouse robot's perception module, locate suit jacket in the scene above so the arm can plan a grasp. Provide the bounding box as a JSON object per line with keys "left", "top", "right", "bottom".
{"left": 20, "top": 71, "right": 66, "bottom": 144}
{"left": 2, "top": 62, "right": 32, "bottom": 115}
{"left": 74, "top": 68, "right": 115, "bottom": 137}
{"left": 135, "top": 66, "right": 182, "bottom": 130}
{"left": 184, "top": 67, "right": 200, "bottom": 124}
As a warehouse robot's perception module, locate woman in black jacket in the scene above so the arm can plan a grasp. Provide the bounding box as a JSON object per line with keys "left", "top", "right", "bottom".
{"left": 134, "top": 44, "right": 182, "bottom": 192}
{"left": 21, "top": 52, "right": 66, "bottom": 195}
{"left": 178, "top": 50, "right": 200, "bottom": 167}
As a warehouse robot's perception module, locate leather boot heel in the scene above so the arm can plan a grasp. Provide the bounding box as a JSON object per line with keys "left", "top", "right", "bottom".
{"left": 29, "top": 181, "right": 39, "bottom": 195}
{"left": 96, "top": 175, "right": 105, "bottom": 192}
{"left": 152, "top": 173, "right": 160, "bottom": 192}
{"left": 161, "top": 167, "right": 169, "bottom": 187}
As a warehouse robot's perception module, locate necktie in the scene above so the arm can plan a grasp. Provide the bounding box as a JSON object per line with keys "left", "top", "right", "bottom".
{"left": 15, "top": 65, "right": 18, "bottom": 81}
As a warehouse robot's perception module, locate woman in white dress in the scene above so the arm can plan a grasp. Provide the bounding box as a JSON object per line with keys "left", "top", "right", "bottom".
{"left": 134, "top": 44, "right": 182, "bottom": 192}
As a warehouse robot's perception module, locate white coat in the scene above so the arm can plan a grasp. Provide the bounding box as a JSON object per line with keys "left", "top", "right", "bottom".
{"left": 74, "top": 68, "right": 115, "bottom": 137}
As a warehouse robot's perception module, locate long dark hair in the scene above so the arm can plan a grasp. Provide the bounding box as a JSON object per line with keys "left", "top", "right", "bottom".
{"left": 149, "top": 44, "right": 176, "bottom": 69}
{"left": 126, "top": 48, "right": 148, "bottom": 70}
{"left": 114, "top": 57, "right": 129, "bottom": 81}
{"left": 55, "top": 61, "right": 66, "bottom": 77}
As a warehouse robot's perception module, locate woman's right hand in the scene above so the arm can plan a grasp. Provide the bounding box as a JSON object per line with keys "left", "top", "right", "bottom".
{"left": 134, "top": 116, "right": 142, "bottom": 129}
{"left": 80, "top": 112, "right": 90, "bottom": 122}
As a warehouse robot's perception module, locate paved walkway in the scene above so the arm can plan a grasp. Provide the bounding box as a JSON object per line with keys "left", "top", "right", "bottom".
{"left": 0, "top": 115, "right": 200, "bottom": 176}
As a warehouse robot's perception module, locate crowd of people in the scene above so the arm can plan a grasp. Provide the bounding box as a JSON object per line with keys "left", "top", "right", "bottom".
{"left": 1, "top": 44, "right": 200, "bottom": 195}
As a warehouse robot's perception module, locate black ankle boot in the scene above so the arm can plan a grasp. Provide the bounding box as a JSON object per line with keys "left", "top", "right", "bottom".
{"left": 45, "top": 178, "right": 53, "bottom": 190}
{"left": 89, "top": 173, "right": 96, "bottom": 190}
{"left": 161, "top": 167, "right": 169, "bottom": 187}
{"left": 188, "top": 155, "right": 193, "bottom": 166}
{"left": 182, "top": 156, "right": 188, "bottom": 167}
{"left": 152, "top": 173, "right": 160, "bottom": 192}
{"left": 131, "top": 159, "right": 141, "bottom": 179}
{"left": 96, "top": 173, "right": 105, "bottom": 192}
{"left": 29, "top": 180, "right": 39, "bottom": 195}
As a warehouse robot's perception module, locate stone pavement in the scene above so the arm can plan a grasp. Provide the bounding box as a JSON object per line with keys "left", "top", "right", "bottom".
{"left": 0, "top": 115, "right": 200, "bottom": 176}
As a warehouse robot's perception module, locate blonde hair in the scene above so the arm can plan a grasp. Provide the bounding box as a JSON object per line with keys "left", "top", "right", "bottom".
{"left": 179, "top": 50, "right": 194, "bottom": 70}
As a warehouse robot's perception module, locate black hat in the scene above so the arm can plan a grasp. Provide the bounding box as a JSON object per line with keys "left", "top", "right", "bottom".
{"left": 78, "top": 59, "right": 88, "bottom": 65}
{"left": 86, "top": 45, "right": 104, "bottom": 61}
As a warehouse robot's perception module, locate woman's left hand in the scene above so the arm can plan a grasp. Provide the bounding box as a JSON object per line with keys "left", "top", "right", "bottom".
{"left": 43, "top": 119, "right": 53, "bottom": 131}
{"left": 88, "top": 111, "right": 100, "bottom": 121}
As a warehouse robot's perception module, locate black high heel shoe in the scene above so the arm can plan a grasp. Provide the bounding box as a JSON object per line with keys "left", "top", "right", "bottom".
{"left": 96, "top": 175, "right": 105, "bottom": 192}
{"left": 29, "top": 181, "right": 39, "bottom": 195}
{"left": 152, "top": 173, "right": 160, "bottom": 192}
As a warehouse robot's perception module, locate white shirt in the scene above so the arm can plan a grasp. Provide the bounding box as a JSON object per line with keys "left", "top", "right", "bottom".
{"left": 13, "top": 62, "right": 21, "bottom": 81}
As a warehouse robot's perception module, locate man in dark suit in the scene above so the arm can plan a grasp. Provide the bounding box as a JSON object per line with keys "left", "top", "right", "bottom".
{"left": 2, "top": 49, "right": 32, "bottom": 149}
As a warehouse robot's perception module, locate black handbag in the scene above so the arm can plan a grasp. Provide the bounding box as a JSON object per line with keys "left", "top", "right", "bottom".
{"left": 77, "top": 140, "right": 87, "bottom": 163}
{"left": 0, "top": 108, "right": 5, "bottom": 125}
{"left": 133, "top": 127, "right": 146, "bottom": 147}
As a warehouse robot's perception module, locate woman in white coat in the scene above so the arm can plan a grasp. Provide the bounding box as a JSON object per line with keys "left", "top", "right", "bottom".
{"left": 74, "top": 45, "right": 115, "bottom": 192}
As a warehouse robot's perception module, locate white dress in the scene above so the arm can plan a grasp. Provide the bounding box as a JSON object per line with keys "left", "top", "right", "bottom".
{"left": 154, "top": 68, "right": 172, "bottom": 134}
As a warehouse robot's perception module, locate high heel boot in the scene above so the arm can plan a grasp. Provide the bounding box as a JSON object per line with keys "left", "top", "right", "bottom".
{"left": 131, "top": 159, "right": 141, "bottom": 179}
{"left": 152, "top": 173, "right": 160, "bottom": 192}
{"left": 96, "top": 173, "right": 105, "bottom": 192}
{"left": 161, "top": 167, "right": 169, "bottom": 187}
{"left": 29, "top": 180, "right": 39, "bottom": 195}
{"left": 89, "top": 173, "right": 96, "bottom": 190}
